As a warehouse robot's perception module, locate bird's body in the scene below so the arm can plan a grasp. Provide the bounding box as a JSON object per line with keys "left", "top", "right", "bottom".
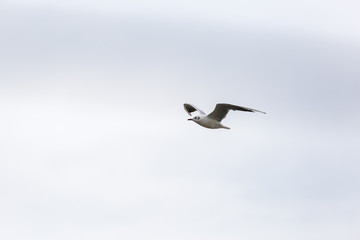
{"left": 184, "top": 103, "right": 265, "bottom": 129}
{"left": 192, "top": 115, "right": 230, "bottom": 129}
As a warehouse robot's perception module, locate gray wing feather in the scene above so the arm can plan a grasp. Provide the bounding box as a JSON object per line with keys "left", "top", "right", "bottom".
{"left": 183, "top": 103, "right": 206, "bottom": 116}
{"left": 207, "top": 103, "right": 265, "bottom": 122}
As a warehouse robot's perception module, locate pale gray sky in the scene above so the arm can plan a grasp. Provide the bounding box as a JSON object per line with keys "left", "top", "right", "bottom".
{"left": 1, "top": 1, "right": 360, "bottom": 240}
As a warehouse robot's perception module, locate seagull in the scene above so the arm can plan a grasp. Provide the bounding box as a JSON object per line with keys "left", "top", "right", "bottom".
{"left": 184, "top": 103, "right": 265, "bottom": 129}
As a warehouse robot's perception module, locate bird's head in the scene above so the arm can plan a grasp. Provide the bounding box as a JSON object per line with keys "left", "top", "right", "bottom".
{"left": 188, "top": 116, "right": 201, "bottom": 122}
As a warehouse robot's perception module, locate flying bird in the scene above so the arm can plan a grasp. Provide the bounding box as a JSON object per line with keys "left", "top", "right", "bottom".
{"left": 184, "top": 103, "right": 265, "bottom": 129}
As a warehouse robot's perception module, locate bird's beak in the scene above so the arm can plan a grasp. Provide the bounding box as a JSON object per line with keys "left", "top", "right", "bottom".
{"left": 187, "top": 118, "right": 193, "bottom": 121}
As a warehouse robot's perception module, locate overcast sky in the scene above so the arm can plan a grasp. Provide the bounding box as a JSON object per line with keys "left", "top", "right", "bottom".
{"left": 1, "top": 1, "right": 360, "bottom": 240}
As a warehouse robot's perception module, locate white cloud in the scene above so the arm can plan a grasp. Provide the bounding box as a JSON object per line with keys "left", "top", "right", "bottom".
{"left": 2, "top": 0, "right": 360, "bottom": 41}
{"left": 0, "top": 3, "right": 360, "bottom": 240}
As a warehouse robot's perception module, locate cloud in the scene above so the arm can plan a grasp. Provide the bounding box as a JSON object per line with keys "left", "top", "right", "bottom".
{"left": 0, "top": 3, "right": 360, "bottom": 240}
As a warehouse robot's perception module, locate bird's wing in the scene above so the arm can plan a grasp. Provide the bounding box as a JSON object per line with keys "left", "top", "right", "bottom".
{"left": 207, "top": 103, "right": 266, "bottom": 122}
{"left": 183, "top": 103, "right": 206, "bottom": 116}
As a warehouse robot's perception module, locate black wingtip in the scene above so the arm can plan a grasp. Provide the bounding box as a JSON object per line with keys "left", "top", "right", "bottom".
{"left": 184, "top": 103, "right": 197, "bottom": 113}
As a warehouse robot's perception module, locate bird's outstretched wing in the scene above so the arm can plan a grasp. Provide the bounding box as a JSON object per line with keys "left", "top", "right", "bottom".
{"left": 207, "top": 103, "right": 266, "bottom": 122}
{"left": 184, "top": 103, "right": 206, "bottom": 116}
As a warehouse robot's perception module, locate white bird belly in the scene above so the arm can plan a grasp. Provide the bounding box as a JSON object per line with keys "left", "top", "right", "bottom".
{"left": 197, "top": 117, "right": 229, "bottom": 129}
